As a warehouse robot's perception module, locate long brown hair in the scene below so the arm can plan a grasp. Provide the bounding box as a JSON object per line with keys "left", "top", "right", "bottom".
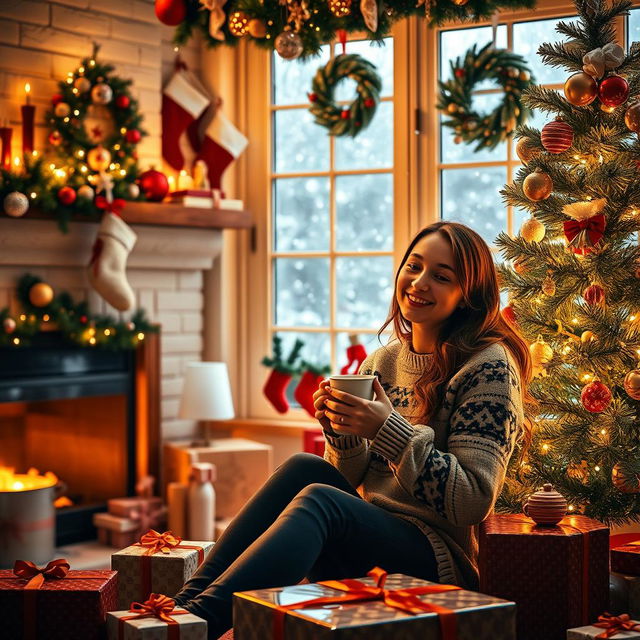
{"left": 379, "top": 221, "right": 534, "bottom": 454}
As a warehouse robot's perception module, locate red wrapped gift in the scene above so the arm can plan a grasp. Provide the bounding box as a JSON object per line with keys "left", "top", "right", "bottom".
{"left": 0, "top": 558, "right": 117, "bottom": 640}
{"left": 479, "top": 514, "right": 609, "bottom": 640}
{"left": 612, "top": 540, "right": 640, "bottom": 576}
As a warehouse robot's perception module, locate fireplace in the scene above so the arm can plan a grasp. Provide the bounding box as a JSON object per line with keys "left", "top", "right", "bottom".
{"left": 0, "top": 331, "right": 160, "bottom": 545}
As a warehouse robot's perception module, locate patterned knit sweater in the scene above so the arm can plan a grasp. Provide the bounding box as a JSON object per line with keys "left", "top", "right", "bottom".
{"left": 323, "top": 339, "right": 524, "bottom": 590}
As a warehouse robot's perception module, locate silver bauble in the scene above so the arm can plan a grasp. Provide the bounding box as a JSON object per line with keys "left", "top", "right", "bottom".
{"left": 275, "top": 31, "right": 303, "bottom": 60}
{"left": 91, "top": 83, "right": 113, "bottom": 105}
{"left": 77, "top": 185, "right": 95, "bottom": 201}
{"left": 127, "top": 183, "right": 140, "bottom": 199}
{"left": 3, "top": 191, "right": 29, "bottom": 217}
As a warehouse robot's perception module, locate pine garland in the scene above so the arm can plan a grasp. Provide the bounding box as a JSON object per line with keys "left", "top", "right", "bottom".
{"left": 262, "top": 334, "right": 305, "bottom": 374}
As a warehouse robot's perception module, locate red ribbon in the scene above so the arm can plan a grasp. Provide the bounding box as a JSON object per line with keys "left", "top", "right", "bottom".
{"left": 272, "top": 567, "right": 462, "bottom": 640}
{"left": 95, "top": 195, "right": 125, "bottom": 215}
{"left": 593, "top": 612, "right": 640, "bottom": 638}
{"left": 118, "top": 593, "right": 189, "bottom": 640}
{"left": 563, "top": 214, "right": 606, "bottom": 254}
{"left": 337, "top": 28, "right": 347, "bottom": 55}
{"left": 89, "top": 237, "right": 103, "bottom": 277}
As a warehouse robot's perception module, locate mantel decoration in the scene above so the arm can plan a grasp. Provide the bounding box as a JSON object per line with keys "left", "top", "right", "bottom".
{"left": 0, "top": 45, "right": 148, "bottom": 232}
{"left": 169, "top": 0, "right": 537, "bottom": 60}
{"left": 0, "top": 274, "right": 156, "bottom": 349}
{"left": 437, "top": 42, "right": 534, "bottom": 150}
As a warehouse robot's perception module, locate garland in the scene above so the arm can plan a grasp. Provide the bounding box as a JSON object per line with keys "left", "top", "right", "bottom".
{"left": 309, "top": 53, "right": 381, "bottom": 137}
{"left": 437, "top": 42, "right": 534, "bottom": 150}
{"left": 0, "top": 274, "right": 157, "bottom": 349}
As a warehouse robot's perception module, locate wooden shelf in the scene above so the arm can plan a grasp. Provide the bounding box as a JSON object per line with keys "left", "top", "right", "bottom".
{"left": 22, "top": 201, "right": 252, "bottom": 230}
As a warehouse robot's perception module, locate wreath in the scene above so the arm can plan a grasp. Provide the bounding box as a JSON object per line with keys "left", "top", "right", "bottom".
{"left": 308, "top": 53, "right": 382, "bottom": 137}
{"left": 437, "top": 42, "right": 534, "bottom": 151}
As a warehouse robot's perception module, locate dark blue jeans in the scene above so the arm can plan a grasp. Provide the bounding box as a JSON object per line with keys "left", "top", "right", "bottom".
{"left": 174, "top": 452, "right": 439, "bottom": 639}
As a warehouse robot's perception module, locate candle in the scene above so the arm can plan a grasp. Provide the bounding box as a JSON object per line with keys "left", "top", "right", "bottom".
{"left": 0, "top": 123, "right": 12, "bottom": 170}
{"left": 21, "top": 83, "right": 35, "bottom": 155}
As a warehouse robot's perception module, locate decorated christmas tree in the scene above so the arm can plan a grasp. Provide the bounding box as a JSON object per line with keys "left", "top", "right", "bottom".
{"left": 496, "top": 0, "right": 640, "bottom": 525}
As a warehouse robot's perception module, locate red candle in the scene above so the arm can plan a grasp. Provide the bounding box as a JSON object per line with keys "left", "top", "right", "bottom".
{"left": 0, "top": 124, "right": 12, "bottom": 170}
{"left": 21, "top": 83, "right": 35, "bottom": 155}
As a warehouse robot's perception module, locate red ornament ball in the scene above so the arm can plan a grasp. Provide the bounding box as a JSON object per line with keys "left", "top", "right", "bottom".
{"left": 51, "top": 94, "right": 64, "bottom": 106}
{"left": 48, "top": 130, "right": 63, "bottom": 146}
{"left": 583, "top": 283, "right": 605, "bottom": 306}
{"left": 581, "top": 380, "right": 612, "bottom": 413}
{"left": 154, "top": 0, "right": 186, "bottom": 25}
{"left": 454, "top": 68, "right": 465, "bottom": 78}
{"left": 125, "top": 129, "right": 141, "bottom": 144}
{"left": 341, "top": 109, "right": 350, "bottom": 120}
{"left": 308, "top": 92, "right": 318, "bottom": 103}
{"left": 57, "top": 186, "right": 76, "bottom": 206}
{"left": 138, "top": 168, "right": 169, "bottom": 202}
{"left": 80, "top": 315, "right": 88, "bottom": 324}
{"left": 541, "top": 119, "right": 573, "bottom": 154}
{"left": 116, "top": 95, "right": 131, "bottom": 109}
{"left": 364, "top": 98, "right": 375, "bottom": 108}
{"left": 598, "top": 74, "right": 629, "bottom": 108}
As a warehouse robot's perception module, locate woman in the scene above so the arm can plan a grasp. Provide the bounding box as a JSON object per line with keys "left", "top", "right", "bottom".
{"left": 174, "top": 221, "right": 532, "bottom": 639}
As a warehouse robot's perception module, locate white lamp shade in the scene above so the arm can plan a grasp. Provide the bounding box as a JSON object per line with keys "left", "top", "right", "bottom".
{"left": 179, "top": 362, "right": 235, "bottom": 420}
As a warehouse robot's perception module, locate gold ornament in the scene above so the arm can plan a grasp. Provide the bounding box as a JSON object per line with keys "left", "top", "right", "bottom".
{"left": 530, "top": 335, "right": 553, "bottom": 368}
{"left": 248, "top": 18, "right": 267, "bottom": 38}
{"left": 74, "top": 76, "right": 91, "bottom": 93}
{"left": 29, "top": 282, "right": 54, "bottom": 307}
{"left": 328, "top": 0, "right": 352, "bottom": 17}
{"left": 520, "top": 217, "right": 546, "bottom": 243}
{"left": 542, "top": 273, "right": 556, "bottom": 296}
{"left": 624, "top": 369, "right": 640, "bottom": 400}
{"left": 612, "top": 463, "right": 640, "bottom": 493}
{"left": 451, "top": 0, "right": 469, "bottom": 5}
{"left": 87, "top": 145, "right": 112, "bottom": 172}
{"left": 515, "top": 138, "right": 540, "bottom": 164}
{"left": 567, "top": 459, "right": 589, "bottom": 483}
{"left": 361, "top": 0, "right": 378, "bottom": 31}
{"left": 54, "top": 102, "right": 70, "bottom": 118}
{"left": 275, "top": 31, "right": 303, "bottom": 60}
{"left": 523, "top": 171, "right": 553, "bottom": 201}
{"left": 625, "top": 101, "right": 640, "bottom": 133}
{"left": 563, "top": 72, "right": 598, "bottom": 106}
{"left": 202, "top": 0, "right": 227, "bottom": 41}
{"left": 228, "top": 11, "right": 249, "bottom": 36}
{"left": 581, "top": 330, "right": 596, "bottom": 343}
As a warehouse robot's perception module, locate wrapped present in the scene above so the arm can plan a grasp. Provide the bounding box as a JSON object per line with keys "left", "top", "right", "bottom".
{"left": 233, "top": 566, "right": 516, "bottom": 639}
{"left": 612, "top": 541, "right": 640, "bottom": 576}
{"left": 95, "top": 512, "right": 141, "bottom": 548}
{"left": 479, "top": 514, "right": 609, "bottom": 640}
{"left": 112, "top": 530, "right": 214, "bottom": 610}
{"left": 567, "top": 613, "right": 640, "bottom": 638}
{"left": 0, "top": 558, "right": 117, "bottom": 640}
{"left": 107, "top": 593, "right": 207, "bottom": 639}
{"left": 109, "top": 497, "right": 164, "bottom": 519}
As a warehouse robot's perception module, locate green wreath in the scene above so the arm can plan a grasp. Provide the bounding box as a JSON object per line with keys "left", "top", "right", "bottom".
{"left": 437, "top": 42, "right": 534, "bottom": 151}
{"left": 308, "top": 53, "right": 382, "bottom": 137}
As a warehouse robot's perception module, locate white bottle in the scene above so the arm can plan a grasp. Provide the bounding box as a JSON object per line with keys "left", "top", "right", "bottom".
{"left": 187, "top": 462, "right": 216, "bottom": 540}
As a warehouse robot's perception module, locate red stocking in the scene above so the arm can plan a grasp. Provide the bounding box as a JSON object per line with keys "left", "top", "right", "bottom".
{"left": 294, "top": 369, "right": 324, "bottom": 418}
{"left": 340, "top": 343, "right": 368, "bottom": 375}
{"left": 263, "top": 368, "right": 292, "bottom": 414}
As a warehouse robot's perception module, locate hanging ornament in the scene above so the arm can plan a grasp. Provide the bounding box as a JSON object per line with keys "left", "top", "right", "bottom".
{"left": 563, "top": 198, "right": 606, "bottom": 221}
{"left": 54, "top": 102, "right": 71, "bottom": 118}
{"left": 91, "top": 82, "right": 113, "bottom": 105}
{"left": 127, "top": 183, "right": 140, "bottom": 199}
{"left": 328, "top": 0, "right": 352, "bottom": 17}
{"left": 563, "top": 72, "right": 598, "bottom": 106}
{"left": 542, "top": 272, "right": 556, "bottom": 296}
{"left": 563, "top": 213, "right": 606, "bottom": 255}
{"left": 624, "top": 101, "right": 640, "bottom": 133}
{"left": 567, "top": 459, "right": 589, "bottom": 484}
{"left": 275, "top": 31, "right": 303, "bottom": 60}
{"left": 228, "top": 11, "right": 249, "bottom": 36}
{"left": 581, "top": 330, "right": 596, "bottom": 343}
{"left": 2, "top": 317, "right": 16, "bottom": 334}
{"left": 583, "top": 283, "right": 605, "bottom": 305}
{"left": 598, "top": 74, "right": 629, "bottom": 108}
{"left": 515, "top": 137, "right": 540, "bottom": 164}
{"left": 523, "top": 171, "right": 553, "bottom": 201}
{"left": 77, "top": 185, "right": 95, "bottom": 201}
{"left": 138, "top": 168, "right": 169, "bottom": 202}
{"left": 57, "top": 186, "right": 77, "bottom": 206}
{"left": 29, "top": 282, "right": 54, "bottom": 307}
{"left": 115, "top": 94, "right": 130, "bottom": 109}
{"left": 74, "top": 76, "right": 91, "bottom": 93}
{"left": 541, "top": 118, "right": 573, "bottom": 154}
{"left": 48, "top": 130, "right": 62, "bottom": 146}
{"left": 513, "top": 258, "right": 528, "bottom": 274}
{"left": 612, "top": 463, "right": 640, "bottom": 493}
{"left": 530, "top": 335, "right": 553, "bottom": 368}
{"left": 87, "top": 145, "right": 112, "bottom": 172}
{"left": 581, "top": 379, "right": 612, "bottom": 413}
{"left": 155, "top": 0, "right": 187, "bottom": 25}
{"left": 125, "top": 129, "right": 141, "bottom": 144}
{"left": 3, "top": 191, "right": 29, "bottom": 218}
{"left": 248, "top": 18, "right": 267, "bottom": 38}
{"left": 520, "top": 216, "right": 546, "bottom": 242}
{"left": 501, "top": 305, "right": 517, "bottom": 326}
{"left": 51, "top": 93, "right": 63, "bottom": 106}
{"left": 361, "top": 0, "right": 378, "bottom": 31}
{"left": 624, "top": 369, "right": 640, "bottom": 400}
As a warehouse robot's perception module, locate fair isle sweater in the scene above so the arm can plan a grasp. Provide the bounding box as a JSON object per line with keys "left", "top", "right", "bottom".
{"left": 323, "top": 339, "right": 524, "bottom": 590}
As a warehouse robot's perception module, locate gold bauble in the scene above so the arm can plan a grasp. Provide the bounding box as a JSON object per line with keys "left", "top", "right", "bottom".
{"left": 581, "top": 330, "right": 596, "bottom": 343}
{"left": 529, "top": 335, "right": 553, "bottom": 367}
{"left": 247, "top": 18, "right": 267, "bottom": 38}
{"left": 516, "top": 138, "right": 540, "bottom": 165}
{"left": 612, "top": 463, "right": 640, "bottom": 493}
{"left": 520, "top": 217, "right": 546, "bottom": 243}
{"left": 563, "top": 72, "right": 598, "bottom": 107}
{"left": 625, "top": 101, "right": 640, "bottom": 133}
{"left": 328, "top": 0, "right": 352, "bottom": 16}
{"left": 523, "top": 171, "right": 553, "bottom": 201}
{"left": 542, "top": 274, "right": 556, "bottom": 296}
{"left": 624, "top": 369, "right": 640, "bottom": 400}
{"left": 87, "top": 145, "right": 112, "bottom": 172}
{"left": 451, "top": 0, "right": 469, "bottom": 5}
{"left": 228, "top": 11, "right": 249, "bottom": 36}
{"left": 446, "top": 103, "right": 458, "bottom": 114}
{"left": 29, "top": 282, "right": 54, "bottom": 307}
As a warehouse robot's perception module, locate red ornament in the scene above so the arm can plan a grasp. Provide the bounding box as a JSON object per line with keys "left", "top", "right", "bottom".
{"left": 138, "top": 168, "right": 169, "bottom": 202}
{"left": 599, "top": 75, "right": 629, "bottom": 108}
{"left": 308, "top": 92, "right": 318, "bottom": 103}
{"left": 501, "top": 305, "right": 517, "bottom": 326}
{"left": 454, "top": 68, "right": 465, "bottom": 78}
{"left": 541, "top": 119, "right": 573, "bottom": 154}
{"left": 116, "top": 95, "right": 131, "bottom": 109}
{"left": 581, "top": 380, "right": 612, "bottom": 413}
{"left": 80, "top": 315, "right": 88, "bottom": 324}
{"left": 154, "top": 0, "right": 186, "bottom": 25}
{"left": 57, "top": 186, "right": 76, "bottom": 206}
{"left": 364, "top": 98, "right": 375, "bottom": 108}
{"left": 51, "top": 93, "right": 63, "bottom": 106}
{"left": 583, "top": 283, "right": 605, "bottom": 306}
{"left": 125, "top": 129, "right": 141, "bottom": 144}
{"left": 341, "top": 109, "right": 350, "bottom": 120}
{"left": 48, "top": 130, "right": 62, "bottom": 146}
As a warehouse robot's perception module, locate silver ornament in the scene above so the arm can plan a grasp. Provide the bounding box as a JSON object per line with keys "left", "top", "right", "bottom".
{"left": 77, "top": 184, "right": 95, "bottom": 201}
{"left": 127, "top": 183, "right": 140, "bottom": 199}
{"left": 54, "top": 102, "right": 71, "bottom": 118}
{"left": 3, "top": 191, "right": 29, "bottom": 218}
{"left": 275, "top": 31, "right": 303, "bottom": 60}
{"left": 3, "top": 317, "right": 16, "bottom": 334}
{"left": 91, "top": 83, "right": 113, "bottom": 105}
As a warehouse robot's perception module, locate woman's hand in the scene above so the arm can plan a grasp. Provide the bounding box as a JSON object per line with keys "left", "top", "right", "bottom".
{"left": 312, "top": 379, "right": 334, "bottom": 433}
{"left": 322, "top": 378, "right": 393, "bottom": 440}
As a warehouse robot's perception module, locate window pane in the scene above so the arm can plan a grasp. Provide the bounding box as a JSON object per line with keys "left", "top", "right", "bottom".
{"left": 274, "top": 177, "right": 330, "bottom": 252}
{"left": 335, "top": 174, "right": 393, "bottom": 252}
{"left": 335, "top": 101, "right": 393, "bottom": 170}
{"left": 335, "top": 331, "right": 392, "bottom": 373}
{"left": 335, "top": 256, "right": 393, "bottom": 328}
{"left": 628, "top": 9, "right": 640, "bottom": 51}
{"left": 273, "top": 46, "right": 331, "bottom": 106}
{"left": 274, "top": 109, "right": 330, "bottom": 173}
{"left": 441, "top": 167, "right": 507, "bottom": 247}
{"left": 335, "top": 38, "right": 393, "bottom": 99}
{"left": 274, "top": 258, "right": 330, "bottom": 327}
{"left": 513, "top": 16, "right": 578, "bottom": 86}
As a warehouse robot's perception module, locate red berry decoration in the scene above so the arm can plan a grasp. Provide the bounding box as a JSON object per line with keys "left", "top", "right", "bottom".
{"left": 308, "top": 92, "right": 318, "bottom": 103}
{"left": 57, "top": 186, "right": 76, "bottom": 206}
{"left": 125, "top": 129, "right": 141, "bottom": 144}
{"left": 581, "top": 380, "right": 612, "bottom": 413}
{"left": 598, "top": 74, "right": 629, "bottom": 108}
{"left": 154, "top": 0, "right": 186, "bottom": 26}
{"left": 116, "top": 95, "right": 130, "bottom": 109}
{"left": 138, "top": 168, "right": 169, "bottom": 202}
{"left": 341, "top": 109, "right": 350, "bottom": 120}
{"left": 541, "top": 118, "right": 574, "bottom": 154}
{"left": 364, "top": 98, "right": 375, "bottom": 108}
{"left": 454, "top": 68, "right": 465, "bottom": 78}
{"left": 51, "top": 93, "right": 64, "bottom": 106}
{"left": 583, "top": 283, "right": 605, "bottom": 306}
{"left": 80, "top": 315, "right": 88, "bottom": 324}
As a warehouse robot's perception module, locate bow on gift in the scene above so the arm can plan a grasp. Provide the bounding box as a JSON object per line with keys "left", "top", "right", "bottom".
{"left": 138, "top": 529, "right": 182, "bottom": 555}
{"left": 13, "top": 558, "right": 70, "bottom": 589}
{"left": 95, "top": 194, "right": 125, "bottom": 215}
{"left": 593, "top": 612, "right": 640, "bottom": 638}
{"left": 563, "top": 214, "right": 606, "bottom": 255}
{"left": 118, "top": 594, "right": 189, "bottom": 640}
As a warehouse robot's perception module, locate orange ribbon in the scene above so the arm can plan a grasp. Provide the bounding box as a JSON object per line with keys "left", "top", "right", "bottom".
{"left": 272, "top": 567, "right": 462, "bottom": 640}
{"left": 563, "top": 214, "right": 606, "bottom": 255}
{"left": 118, "top": 593, "right": 189, "bottom": 640}
{"left": 593, "top": 612, "right": 640, "bottom": 638}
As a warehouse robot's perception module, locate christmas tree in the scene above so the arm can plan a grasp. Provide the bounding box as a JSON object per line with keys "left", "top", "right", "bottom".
{"left": 496, "top": 0, "right": 640, "bottom": 525}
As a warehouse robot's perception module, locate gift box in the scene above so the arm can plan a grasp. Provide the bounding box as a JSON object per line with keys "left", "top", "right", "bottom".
{"left": 111, "top": 531, "right": 214, "bottom": 609}
{"left": 479, "top": 514, "right": 609, "bottom": 640}
{"left": 233, "top": 567, "right": 516, "bottom": 639}
{"left": 107, "top": 593, "right": 207, "bottom": 639}
{"left": 0, "top": 558, "right": 117, "bottom": 640}
{"left": 95, "top": 512, "right": 141, "bottom": 548}
{"left": 612, "top": 542, "right": 640, "bottom": 576}
{"left": 109, "top": 497, "right": 164, "bottom": 519}
{"left": 567, "top": 613, "right": 640, "bottom": 638}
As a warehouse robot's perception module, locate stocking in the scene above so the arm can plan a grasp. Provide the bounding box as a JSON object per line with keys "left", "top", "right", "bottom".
{"left": 88, "top": 213, "right": 137, "bottom": 311}
{"left": 340, "top": 336, "right": 368, "bottom": 375}
{"left": 262, "top": 368, "right": 292, "bottom": 414}
{"left": 294, "top": 369, "right": 324, "bottom": 418}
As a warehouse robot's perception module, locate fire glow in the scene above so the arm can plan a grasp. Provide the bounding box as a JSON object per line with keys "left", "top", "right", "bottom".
{"left": 0, "top": 466, "right": 57, "bottom": 492}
